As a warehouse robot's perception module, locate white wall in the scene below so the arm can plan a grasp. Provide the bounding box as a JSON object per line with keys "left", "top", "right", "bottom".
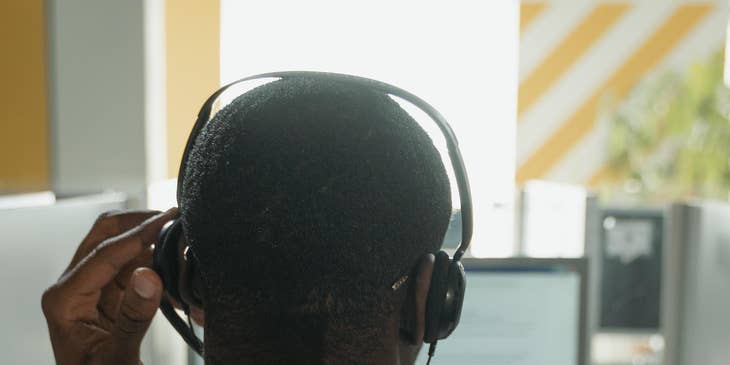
{"left": 220, "top": 0, "right": 520, "bottom": 256}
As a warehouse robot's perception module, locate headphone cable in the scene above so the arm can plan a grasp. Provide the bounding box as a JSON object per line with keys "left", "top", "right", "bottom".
{"left": 425, "top": 342, "right": 437, "bottom": 365}
{"left": 187, "top": 315, "right": 196, "bottom": 337}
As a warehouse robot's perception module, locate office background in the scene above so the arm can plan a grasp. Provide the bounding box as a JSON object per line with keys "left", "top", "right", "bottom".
{"left": 3, "top": 1, "right": 730, "bottom": 364}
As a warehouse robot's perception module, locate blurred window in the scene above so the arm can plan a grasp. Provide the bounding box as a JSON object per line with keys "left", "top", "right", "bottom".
{"left": 220, "top": 1, "right": 519, "bottom": 257}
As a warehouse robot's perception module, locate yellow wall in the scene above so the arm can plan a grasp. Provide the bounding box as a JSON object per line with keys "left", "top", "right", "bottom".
{"left": 165, "top": 0, "right": 221, "bottom": 178}
{"left": 0, "top": 1, "right": 221, "bottom": 191}
{"left": 0, "top": 1, "right": 49, "bottom": 193}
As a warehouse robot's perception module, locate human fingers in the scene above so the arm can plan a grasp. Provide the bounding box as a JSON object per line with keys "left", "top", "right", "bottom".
{"left": 65, "top": 210, "right": 161, "bottom": 274}
{"left": 109, "top": 268, "right": 163, "bottom": 362}
{"left": 97, "top": 246, "right": 155, "bottom": 327}
{"left": 58, "top": 208, "right": 176, "bottom": 297}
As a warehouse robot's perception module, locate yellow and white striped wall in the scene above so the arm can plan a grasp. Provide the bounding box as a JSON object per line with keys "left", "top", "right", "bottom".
{"left": 517, "top": 0, "right": 728, "bottom": 186}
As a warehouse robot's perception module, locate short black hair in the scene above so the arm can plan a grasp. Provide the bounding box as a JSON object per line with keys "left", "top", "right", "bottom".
{"left": 181, "top": 76, "right": 451, "bottom": 363}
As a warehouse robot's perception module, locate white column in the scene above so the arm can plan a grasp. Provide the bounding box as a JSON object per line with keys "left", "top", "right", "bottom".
{"left": 47, "top": 0, "right": 167, "bottom": 207}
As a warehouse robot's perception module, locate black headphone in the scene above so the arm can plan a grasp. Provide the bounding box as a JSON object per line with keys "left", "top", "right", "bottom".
{"left": 152, "top": 71, "right": 473, "bottom": 359}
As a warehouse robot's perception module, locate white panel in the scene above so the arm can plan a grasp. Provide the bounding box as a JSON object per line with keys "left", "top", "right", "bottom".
{"left": 221, "top": 0, "right": 519, "bottom": 256}
{"left": 0, "top": 193, "right": 127, "bottom": 365}
{"left": 521, "top": 181, "right": 587, "bottom": 257}
{"left": 48, "top": 0, "right": 150, "bottom": 205}
{"left": 0, "top": 191, "right": 55, "bottom": 209}
{"left": 144, "top": 0, "right": 168, "bottom": 185}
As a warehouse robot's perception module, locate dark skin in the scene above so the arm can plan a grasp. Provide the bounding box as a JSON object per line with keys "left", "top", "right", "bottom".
{"left": 43, "top": 209, "right": 435, "bottom": 364}
{"left": 41, "top": 209, "right": 175, "bottom": 365}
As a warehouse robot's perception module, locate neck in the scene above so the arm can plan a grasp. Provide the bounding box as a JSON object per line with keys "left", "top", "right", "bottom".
{"left": 203, "top": 333, "right": 403, "bottom": 364}
{"left": 202, "top": 314, "right": 407, "bottom": 365}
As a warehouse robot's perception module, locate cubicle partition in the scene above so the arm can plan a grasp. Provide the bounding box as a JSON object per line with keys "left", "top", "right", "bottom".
{"left": 663, "top": 201, "right": 730, "bottom": 365}
{"left": 0, "top": 192, "right": 127, "bottom": 364}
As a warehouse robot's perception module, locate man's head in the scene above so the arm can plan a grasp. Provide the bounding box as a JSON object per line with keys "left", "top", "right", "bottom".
{"left": 178, "top": 76, "right": 452, "bottom": 364}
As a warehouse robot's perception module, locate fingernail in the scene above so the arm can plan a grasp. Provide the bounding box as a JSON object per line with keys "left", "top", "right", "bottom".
{"left": 133, "top": 270, "right": 158, "bottom": 299}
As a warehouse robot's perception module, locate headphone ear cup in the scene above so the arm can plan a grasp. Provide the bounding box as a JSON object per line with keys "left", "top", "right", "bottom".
{"left": 153, "top": 219, "right": 185, "bottom": 305}
{"left": 154, "top": 219, "right": 203, "bottom": 355}
{"left": 424, "top": 251, "right": 451, "bottom": 343}
{"left": 439, "top": 260, "right": 466, "bottom": 339}
{"left": 179, "top": 247, "right": 204, "bottom": 309}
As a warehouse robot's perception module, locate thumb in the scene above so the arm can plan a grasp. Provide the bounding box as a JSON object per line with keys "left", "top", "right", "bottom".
{"left": 113, "top": 268, "right": 162, "bottom": 356}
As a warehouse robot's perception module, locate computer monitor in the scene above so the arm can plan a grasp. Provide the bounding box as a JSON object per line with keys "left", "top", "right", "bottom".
{"left": 596, "top": 208, "right": 664, "bottom": 331}
{"left": 417, "top": 258, "right": 588, "bottom": 365}
{"left": 663, "top": 202, "right": 730, "bottom": 365}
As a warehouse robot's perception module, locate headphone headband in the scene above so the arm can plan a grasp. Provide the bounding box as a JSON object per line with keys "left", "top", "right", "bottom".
{"left": 176, "top": 71, "right": 473, "bottom": 257}
{"left": 159, "top": 72, "right": 474, "bottom": 358}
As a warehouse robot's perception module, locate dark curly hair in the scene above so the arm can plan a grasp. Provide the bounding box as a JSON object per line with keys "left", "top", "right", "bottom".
{"left": 180, "top": 76, "right": 451, "bottom": 363}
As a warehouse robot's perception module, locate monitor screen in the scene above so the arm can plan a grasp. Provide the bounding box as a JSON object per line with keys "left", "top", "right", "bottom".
{"left": 417, "top": 259, "right": 585, "bottom": 365}
{"left": 598, "top": 209, "right": 663, "bottom": 330}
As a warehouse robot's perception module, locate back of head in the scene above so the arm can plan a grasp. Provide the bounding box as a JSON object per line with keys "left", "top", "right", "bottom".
{"left": 180, "top": 76, "right": 451, "bottom": 363}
